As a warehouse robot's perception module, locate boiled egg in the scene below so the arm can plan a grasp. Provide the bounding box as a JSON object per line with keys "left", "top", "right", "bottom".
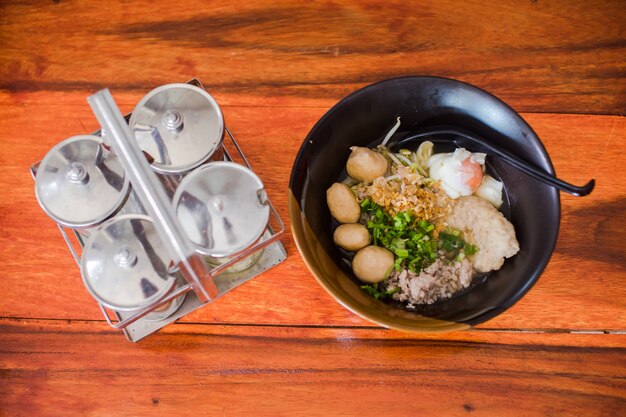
{"left": 427, "top": 148, "right": 486, "bottom": 198}
{"left": 475, "top": 174, "right": 504, "bottom": 208}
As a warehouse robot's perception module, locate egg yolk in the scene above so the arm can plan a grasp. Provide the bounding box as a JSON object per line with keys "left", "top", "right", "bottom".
{"left": 460, "top": 157, "right": 484, "bottom": 192}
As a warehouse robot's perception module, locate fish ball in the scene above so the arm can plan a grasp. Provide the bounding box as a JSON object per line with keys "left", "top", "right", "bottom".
{"left": 333, "top": 223, "right": 371, "bottom": 252}
{"left": 346, "top": 147, "right": 389, "bottom": 182}
{"left": 326, "top": 183, "right": 360, "bottom": 223}
{"left": 352, "top": 245, "right": 394, "bottom": 283}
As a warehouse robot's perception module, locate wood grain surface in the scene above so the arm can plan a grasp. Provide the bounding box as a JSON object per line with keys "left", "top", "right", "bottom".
{"left": 1, "top": 319, "right": 625, "bottom": 417}
{"left": 0, "top": 0, "right": 625, "bottom": 114}
{"left": 1, "top": 0, "right": 625, "bottom": 416}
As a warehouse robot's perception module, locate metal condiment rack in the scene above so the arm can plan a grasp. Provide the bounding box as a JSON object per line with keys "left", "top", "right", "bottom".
{"left": 31, "top": 80, "right": 287, "bottom": 342}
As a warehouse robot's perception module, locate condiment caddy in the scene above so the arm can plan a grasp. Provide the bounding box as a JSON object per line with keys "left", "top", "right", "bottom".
{"left": 31, "top": 79, "right": 287, "bottom": 342}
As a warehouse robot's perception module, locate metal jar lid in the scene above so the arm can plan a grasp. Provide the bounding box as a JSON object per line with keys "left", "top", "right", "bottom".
{"left": 172, "top": 162, "right": 270, "bottom": 257}
{"left": 35, "top": 135, "right": 130, "bottom": 228}
{"left": 81, "top": 214, "right": 177, "bottom": 311}
{"left": 129, "top": 83, "right": 224, "bottom": 174}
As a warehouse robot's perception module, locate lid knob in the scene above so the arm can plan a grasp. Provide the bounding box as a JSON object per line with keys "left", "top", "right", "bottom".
{"left": 161, "top": 109, "right": 184, "bottom": 133}
{"left": 209, "top": 196, "right": 224, "bottom": 212}
{"left": 113, "top": 245, "right": 138, "bottom": 268}
{"left": 65, "top": 162, "right": 89, "bottom": 184}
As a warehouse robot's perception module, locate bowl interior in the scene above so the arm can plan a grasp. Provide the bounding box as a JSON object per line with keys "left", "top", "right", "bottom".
{"left": 289, "top": 76, "right": 560, "bottom": 330}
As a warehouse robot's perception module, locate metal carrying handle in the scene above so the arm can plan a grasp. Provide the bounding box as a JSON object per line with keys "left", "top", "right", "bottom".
{"left": 87, "top": 89, "right": 218, "bottom": 302}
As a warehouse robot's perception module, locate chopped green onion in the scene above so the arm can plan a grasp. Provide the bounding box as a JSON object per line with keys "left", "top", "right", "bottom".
{"left": 360, "top": 199, "right": 438, "bottom": 274}
{"left": 360, "top": 284, "right": 400, "bottom": 300}
{"left": 464, "top": 244, "right": 479, "bottom": 256}
{"left": 395, "top": 249, "right": 409, "bottom": 258}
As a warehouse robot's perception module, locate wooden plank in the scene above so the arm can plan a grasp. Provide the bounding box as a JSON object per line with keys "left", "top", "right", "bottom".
{"left": 3, "top": 318, "right": 626, "bottom": 347}
{"left": 0, "top": 91, "right": 624, "bottom": 330}
{"left": 1, "top": 319, "right": 625, "bottom": 417}
{"left": 0, "top": 0, "right": 624, "bottom": 114}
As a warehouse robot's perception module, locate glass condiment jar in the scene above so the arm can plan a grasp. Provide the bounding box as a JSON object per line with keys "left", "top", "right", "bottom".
{"left": 80, "top": 214, "right": 185, "bottom": 318}
{"left": 35, "top": 135, "right": 130, "bottom": 230}
{"left": 128, "top": 83, "right": 225, "bottom": 196}
{"left": 172, "top": 162, "right": 270, "bottom": 272}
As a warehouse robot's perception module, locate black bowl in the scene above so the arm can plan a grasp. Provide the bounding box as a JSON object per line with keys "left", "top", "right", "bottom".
{"left": 289, "top": 76, "right": 560, "bottom": 331}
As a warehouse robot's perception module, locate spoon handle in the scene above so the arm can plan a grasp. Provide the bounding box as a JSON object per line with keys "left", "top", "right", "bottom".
{"left": 394, "top": 128, "right": 595, "bottom": 197}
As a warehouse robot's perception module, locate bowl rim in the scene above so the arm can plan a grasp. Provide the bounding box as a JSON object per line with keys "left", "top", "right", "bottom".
{"left": 289, "top": 75, "right": 561, "bottom": 331}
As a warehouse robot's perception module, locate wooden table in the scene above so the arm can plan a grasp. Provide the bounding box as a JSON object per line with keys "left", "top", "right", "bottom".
{"left": 1, "top": 1, "right": 625, "bottom": 415}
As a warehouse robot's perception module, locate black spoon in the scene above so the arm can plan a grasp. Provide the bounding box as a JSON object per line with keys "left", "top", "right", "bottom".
{"left": 389, "top": 126, "right": 595, "bottom": 197}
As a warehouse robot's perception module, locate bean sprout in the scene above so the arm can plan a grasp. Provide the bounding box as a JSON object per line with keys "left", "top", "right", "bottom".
{"left": 381, "top": 117, "right": 402, "bottom": 147}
